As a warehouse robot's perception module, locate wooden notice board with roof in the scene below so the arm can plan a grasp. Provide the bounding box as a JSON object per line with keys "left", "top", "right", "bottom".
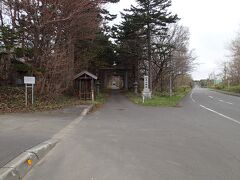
{"left": 73, "top": 71, "right": 97, "bottom": 101}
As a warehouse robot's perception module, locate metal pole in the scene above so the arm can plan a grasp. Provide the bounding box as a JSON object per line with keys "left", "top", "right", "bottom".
{"left": 25, "top": 84, "right": 28, "bottom": 106}
{"left": 32, "top": 84, "right": 34, "bottom": 105}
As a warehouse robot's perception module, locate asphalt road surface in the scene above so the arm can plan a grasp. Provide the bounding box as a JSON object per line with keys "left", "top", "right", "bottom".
{"left": 0, "top": 106, "right": 84, "bottom": 168}
{"left": 25, "top": 88, "right": 240, "bottom": 180}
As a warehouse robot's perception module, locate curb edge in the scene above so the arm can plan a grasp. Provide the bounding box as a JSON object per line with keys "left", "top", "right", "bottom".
{"left": 0, "top": 104, "right": 94, "bottom": 180}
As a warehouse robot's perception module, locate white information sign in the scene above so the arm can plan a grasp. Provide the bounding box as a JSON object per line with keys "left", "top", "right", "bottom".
{"left": 24, "top": 76, "right": 35, "bottom": 85}
{"left": 24, "top": 76, "right": 35, "bottom": 106}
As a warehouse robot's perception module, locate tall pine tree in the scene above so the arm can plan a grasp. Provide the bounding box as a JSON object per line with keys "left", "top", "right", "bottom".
{"left": 122, "top": 0, "right": 178, "bottom": 90}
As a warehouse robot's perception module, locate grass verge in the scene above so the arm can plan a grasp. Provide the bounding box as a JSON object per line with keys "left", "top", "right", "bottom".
{"left": 94, "top": 92, "right": 108, "bottom": 107}
{"left": 127, "top": 89, "right": 191, "bottom": 107}
{"left": 210, "top": 84, "right": 240, "bottom": 94}
{"left": 222, "top": 86, "right": 240, "bottom": 94}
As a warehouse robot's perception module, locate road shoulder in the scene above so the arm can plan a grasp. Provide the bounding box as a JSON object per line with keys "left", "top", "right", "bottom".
{"left": 0, "top": 104, "right": 94, "bottom": 180}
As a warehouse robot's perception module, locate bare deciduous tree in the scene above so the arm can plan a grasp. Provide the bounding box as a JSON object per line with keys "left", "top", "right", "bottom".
{"left": 151, "top": 24, "right": 195, "bottom": 91}
{"left": 221, "top": 32, "right": 240, "bottom": 86}
{"left": 0, "top": 0, "right": 107, "bottom": 94}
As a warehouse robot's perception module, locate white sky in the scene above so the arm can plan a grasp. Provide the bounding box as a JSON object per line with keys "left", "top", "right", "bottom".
{"left": 107, "top": 0, "right": 240, "bottom": 80}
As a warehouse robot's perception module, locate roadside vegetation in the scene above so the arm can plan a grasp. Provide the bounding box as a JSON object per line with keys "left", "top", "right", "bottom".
{"left": 0, "top": 86, "right": 91, "bottom": 114}
{"left": 210, "top": 84, "right": 240, "bottom": 94}
{"left": 127, "top": 86, "right": 191, "bottom": 107}
{"left": 0, "top": 86, "right": 109, "bottom": 114}
{"left": 94, "top": 92, "right": 109, "bottom": 107}
{"left": 201, "top": 28, "right": 240, "bottom": 94}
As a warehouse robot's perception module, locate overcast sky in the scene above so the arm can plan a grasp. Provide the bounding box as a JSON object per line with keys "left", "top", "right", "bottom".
{"left": 107, "top": 0, "right": 240, "bottom": 80}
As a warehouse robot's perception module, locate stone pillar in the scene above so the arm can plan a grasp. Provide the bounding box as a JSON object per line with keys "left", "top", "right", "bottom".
{"left": 142, "top": 75, "right": 152, "bottom": 99}
{"left": 133, "top": 82, "right": 138, "bottom": 94}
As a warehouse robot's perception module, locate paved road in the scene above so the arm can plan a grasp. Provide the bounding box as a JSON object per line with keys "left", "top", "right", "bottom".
{"left": 0, "top": 106, "right": 85, "bottom": 168}
{"left": 25, "top": 89, "right": 240, "bottom": 180}
{"left": 191, "top": 88, "right": 240, "bottom": 121}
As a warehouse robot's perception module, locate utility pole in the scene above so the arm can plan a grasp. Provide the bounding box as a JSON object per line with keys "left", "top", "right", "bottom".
{"left": 169, "top": 50, "right": 173, "bottom": 97}
{"left": 147, "top": 28, "right": 152, "bottom": 91}
{"left": 146, "top": 0, "right": 152, "bottom": 92}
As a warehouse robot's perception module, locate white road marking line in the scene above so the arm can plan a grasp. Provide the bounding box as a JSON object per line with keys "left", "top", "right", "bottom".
{"left": 199, "top": 104, "right": 240, "bottom": 125}
{"left": 219, "top": 99, "right": 233, "bottom": 105}
{"left": 190, "top": 91, "right": 196, "bottom": 103}
{"left": 208, "top": 96, "right": 214, "bottom": 99}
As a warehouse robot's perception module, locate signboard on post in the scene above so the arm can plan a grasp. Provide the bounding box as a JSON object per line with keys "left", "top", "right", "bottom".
{"left": 24, "top": 76, "right": 35, "bottom": 106}
{"left": 24, "top": 76, "right": 35, "bottom": 85}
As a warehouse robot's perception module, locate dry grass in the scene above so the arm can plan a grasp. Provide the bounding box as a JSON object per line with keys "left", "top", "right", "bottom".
{"left": 0, "top": 86, "right": 89, "bottom": 114}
